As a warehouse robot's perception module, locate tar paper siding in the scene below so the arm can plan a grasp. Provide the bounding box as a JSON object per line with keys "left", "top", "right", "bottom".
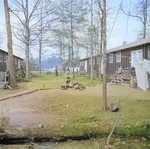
{"left": 106, "top": 43, "right": 150, "bottom": 75}
{"left": 0, "top": 49, "right": 24, "bottom": 72}
{"left": 56, "top": 62, "right": 69, "bottom": 72}
{"left": 79, "top": 60, "right": 85, "bottom": 72}
{"left": 79, "top": 56, "right": 101, "bottom": 75}
{"left": 0, "top": 50, "right": 7, "bottom": 72}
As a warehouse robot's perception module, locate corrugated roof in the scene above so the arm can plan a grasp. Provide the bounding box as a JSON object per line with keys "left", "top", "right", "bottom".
{"left": 0, "top": 49, "right": 7, "bottom": 53}
{"left": 107, "top": 37, "right": 150, "bottom": 53}
{"left": 80, "top": 54, "right": 100, "bottom": 61}
{"left": 79, "top": 37, "right": 150, "bottom": 61}
{"left": 0, "top": 49, "right": 24, "bottom": 60}
{"left": 55, "top": 61, "right": 68, "bottom": 66}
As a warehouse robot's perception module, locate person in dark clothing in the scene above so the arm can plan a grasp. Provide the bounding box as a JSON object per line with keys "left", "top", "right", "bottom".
{"left": 55, "top": 69, "right": 58, "bottom": 76}
{"left": 6, "top": 71, "right": 9, "bottom": 82}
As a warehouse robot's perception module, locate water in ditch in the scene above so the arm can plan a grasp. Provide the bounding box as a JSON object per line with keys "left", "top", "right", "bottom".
{"left": 0, "top": 136, "right": 150, "bottom": 149}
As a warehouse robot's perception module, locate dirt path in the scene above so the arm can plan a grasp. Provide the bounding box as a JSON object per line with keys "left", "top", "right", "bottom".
{"left": 0, "top": 89, "right": 65, "bottom": 126}
{"left": 0, "top": 83, "right": 149, "bottom": 139}
{"left": 0, "top": 84, "right": 146, "bottom": 127}
{"left": 0, "top": 88, "right": 69, "bottom": 140}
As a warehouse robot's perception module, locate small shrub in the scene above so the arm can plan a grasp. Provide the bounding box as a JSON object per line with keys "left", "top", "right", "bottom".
{"left": 31, "top": 73, "right": 37, "bottom": 78}
{"left": 22, "top": 78, "right": 30, "bottom": 82}
{"left": 46, "top": 71, "right": 51, "bottom": 75}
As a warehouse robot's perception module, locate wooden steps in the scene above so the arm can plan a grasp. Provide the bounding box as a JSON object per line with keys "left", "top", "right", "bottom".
{"left": 0, "top": 82, "right": 9, "bottom": 89}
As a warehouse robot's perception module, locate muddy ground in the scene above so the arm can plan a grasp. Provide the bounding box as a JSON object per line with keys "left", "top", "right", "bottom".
{"left": 0, "top": 83, "right": 150, "bottom": 148}
{"left": 0, "top": 83, "right": 149, "bottom": 134}
{"left": 0, "top": 84, "right": 128, "bottom": 130}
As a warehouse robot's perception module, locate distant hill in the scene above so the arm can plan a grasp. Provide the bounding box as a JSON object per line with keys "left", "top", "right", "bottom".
{"left": 30, "top": 57, "right": 61, "bottom": 69}
{"left": 41, "top": 57, "right": 61, "bottom": 69}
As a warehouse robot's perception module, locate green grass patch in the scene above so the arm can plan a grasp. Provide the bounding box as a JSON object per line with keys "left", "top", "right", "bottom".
{"left": 28, "top": 80, "right": 150, "bottom": 139}
{"left": 1, "top": 73, "right": 150, "bottom": 146}
{"left": 29, "top": 72, "right": 101, "bottom": 90}
{"left": 51, "top": 136, "right": 150, "bottom": 149}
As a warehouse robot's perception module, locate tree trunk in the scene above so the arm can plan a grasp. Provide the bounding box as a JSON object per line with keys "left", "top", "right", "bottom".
{"left": 99, "top": 55, "right": 102, "bottom": 80}
{"left": 69, "top": 46, "right": 71, "bottom": 67}
{"left": 25, "top": 27, "right": 30, "bottom": 80}
{"left": 91, "top": 56, "right": 93, "bottom": 83}
{"left": 39, "top": 5, "right": 42, "bottom": 78}
{"left": 39, "top": 42, "right": 42, "bottom": 77}
{"left": 25, "top": 0, "right": 30, "bottom": 80}
{"left": 143, "top": 0, "right": 147, "bottom": 38}
{"left": 71, "top": 28, "right": 75, "bottom": 79}
{"left": 71, "top": 2, "right": 75, "bottom": 79}
{"left": 99, "top": 16, "right": 103, "bottom": 81}
{"left": 90, "top": 0, "right": 93, "bottom": 83}
{"left": 102, "top": 0, "right": 107, "bottom": 111}
{"left": 4, "top": 0, "right": 16, "bottom": 87}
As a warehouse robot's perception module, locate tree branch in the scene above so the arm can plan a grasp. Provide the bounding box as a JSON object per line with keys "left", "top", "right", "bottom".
{"left": 106, "top": 114, "right": 121, "bottom": 149}
{"left": 121, "top": 4, "right": 144, "bottom": 24}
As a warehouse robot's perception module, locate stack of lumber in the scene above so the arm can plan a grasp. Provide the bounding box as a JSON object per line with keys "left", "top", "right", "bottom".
{"left": 111, "top": 69, "right": 131, "bottom": 84}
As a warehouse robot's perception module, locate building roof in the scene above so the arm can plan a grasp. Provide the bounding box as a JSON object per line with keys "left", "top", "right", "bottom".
{"left": 80, "top": 54, "right": 100, "bottom": 61}
{"left": 0, "top": 49, "right": 24, "bottom": 60}
{"left": 29, "top": 62, "right": 39, "bottom": 67}
{"left": 79, "top": 37, "right": 150, "bottom": 61}
{"left": 107, "top": 37, "right": 150, "bottom": 53}
{"left": 55, "top": 61, "right": 69, "bottom": 67}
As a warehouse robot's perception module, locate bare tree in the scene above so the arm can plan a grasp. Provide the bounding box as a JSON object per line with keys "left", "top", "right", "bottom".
{"left": 97, "top": 0, "right": 103, "bottom": 81}
{"left": 36, "top": 1, "right": 52, "bottom": 77}
{"left": 96, "top": 0, "right": 107, "bottom": 111}
{"left": 90, "top": 0, "right": 94, "bottom": 83}
{"left": 83, "top": 0, "right": 98, "bottom": 83}
{"left": 3, "top": 0, "right": 16, "bottom": 87}
{"left": 121, "top": 0, "right": 150, "bottom": 39}
{"left": 52, "top": 0, "right": 87, "bottom": 78}
{"left": 102, "top": 0, "right": 107, "bottom": 111}
{"left": 9, "top": 0, "right": 42, "bottom": 79}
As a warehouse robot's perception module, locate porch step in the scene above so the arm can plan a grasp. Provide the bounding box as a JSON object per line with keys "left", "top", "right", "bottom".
{"left": 0, "top": 82, "right": 9, "bottom": 89}
{"left": 0, "top": 85, "right": 4, "bottom": 89}
{"left": 111, "top": 80, "right": 121, "bottom": 84}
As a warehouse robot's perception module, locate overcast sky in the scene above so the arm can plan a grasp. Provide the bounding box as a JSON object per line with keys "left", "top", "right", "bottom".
{"left": 0, "top": 0, "right": 143, "bottom": 59}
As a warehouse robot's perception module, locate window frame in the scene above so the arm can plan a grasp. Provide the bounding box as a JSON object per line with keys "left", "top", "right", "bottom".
{"left": 131, "top": 49, "right": 143, "bottom": 67}
{"left": 93, "top": 58, "right": 95, "bottom": 65}
{"left": 0, "top": 51, "right": 3, "bottom": 62}
{"left": 80, "top": 61, "right": 84, "bottom": 66}
{"left": 148, "top": 45, "right": 150, "bottom": 60}
{"left": 116, "top": 51, "right": 121, "bottom": 63}
{"left": 89, "top": 59, "right": 91, "bottom": 65}
{"left": 97, "top": 58, "right": 99, "bottom": 64}
{"left": 109, "top": 53, "right": 113, "bottom": 63}
{"left": 4, "top": 53, "right": 7, "bottom": 63}
{"left": 18, "top": 59, "right": 21, "bottom": 69}
{"left": 15, "top": 57, "right": 17, "bottom": 64}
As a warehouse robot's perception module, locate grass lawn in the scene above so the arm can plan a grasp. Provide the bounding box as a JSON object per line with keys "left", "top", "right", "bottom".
{"left": 1, "top": 71, "right": 150, "bottom": 148}
{"left": 18, "top": 72, "right": 150, "bottom": 138}
{"left": 33, "top": 72, "right": 150, "bottom": 137}
{"left": 24, "top": 71, "right": 101, "bottom": 90}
